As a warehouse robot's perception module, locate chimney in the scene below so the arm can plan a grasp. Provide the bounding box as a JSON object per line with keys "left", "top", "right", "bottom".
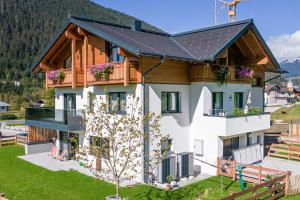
{"left": 132, "top": 20, "right": 142, "bottom": 31}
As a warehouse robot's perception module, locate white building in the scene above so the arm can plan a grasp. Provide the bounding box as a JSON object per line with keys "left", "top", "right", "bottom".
{"left": 25, "top": 17, "right": 280, "bottom": 183}
{"left": 0, "top": 101, "right": 11, "bottom": 112}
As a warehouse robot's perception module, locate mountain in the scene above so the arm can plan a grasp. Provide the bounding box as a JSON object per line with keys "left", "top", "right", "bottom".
{"left": 0, "top": 0, "right": 161, "bottom": 109}
{"left": 280, "top": 58, "right": 300, "bottom": 78}
{"left": 0, "top": 0, "right": 161, "bottom": 81}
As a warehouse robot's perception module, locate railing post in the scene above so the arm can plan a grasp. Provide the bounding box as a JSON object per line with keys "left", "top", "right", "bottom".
{"left": 124, "top": 56, "right": 130, "bottom": 86}
{"left": 71, "top": 37, "right": 76, "bottom": 89}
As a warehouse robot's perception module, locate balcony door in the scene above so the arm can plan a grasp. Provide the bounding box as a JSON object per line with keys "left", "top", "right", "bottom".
{"left": 212, "top": 92, "right": 223, "bottom": 115}
{"left": 64, "top": 93, "right": 76, "bottom": 110}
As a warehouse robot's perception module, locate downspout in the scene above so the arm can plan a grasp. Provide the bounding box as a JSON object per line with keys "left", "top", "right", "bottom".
{"left": 142, "top": 55, "right": 165, "bottom": 183}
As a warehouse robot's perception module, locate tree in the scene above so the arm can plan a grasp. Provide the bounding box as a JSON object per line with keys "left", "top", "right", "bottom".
{"left": 79, "top": 93, "right": 165, "bottom": 199}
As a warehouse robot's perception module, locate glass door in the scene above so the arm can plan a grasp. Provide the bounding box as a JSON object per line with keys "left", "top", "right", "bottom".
{"left": 212, "top": 92, "right": 224, "bottom": 116}
{"left": 64, "top": 93, "right": 76, "bottom": 110}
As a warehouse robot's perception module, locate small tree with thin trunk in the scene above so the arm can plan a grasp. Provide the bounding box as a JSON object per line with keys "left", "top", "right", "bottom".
{"left": 79, "top": 93, "right": 164, "bottom": 199}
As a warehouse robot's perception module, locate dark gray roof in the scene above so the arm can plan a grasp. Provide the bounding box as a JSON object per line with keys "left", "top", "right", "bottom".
{"left": 172, "top": 21, "right": 250, "bottom": 60}
{"left": 32, "top": 16, "right": 280, "bottom": 70}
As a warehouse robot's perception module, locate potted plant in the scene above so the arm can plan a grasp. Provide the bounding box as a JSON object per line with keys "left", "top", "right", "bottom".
{"left": 90, "top": 63, "right": 114, "bottom": 81}
{"left": 236, "top": 66, "right": 254, "bottom": 80}
{"left": 216, "top": 66, "right": 229, "bottom": 85}
{"left": 47, "top": 70, "right": 65, "bottom": 84}
{"left": 166, "top": 175, "right": 173, "bottom": 191}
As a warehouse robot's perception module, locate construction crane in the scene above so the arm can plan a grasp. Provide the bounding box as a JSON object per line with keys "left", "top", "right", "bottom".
{"left": 215, "top": 0, "right": 249, "bottom": 24}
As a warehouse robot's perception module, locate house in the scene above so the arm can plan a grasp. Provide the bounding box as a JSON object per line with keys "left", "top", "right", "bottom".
{"left": 0, "top": 101, "right": 11, "bottom": 112}
{"left": 264, "top": 84, "right": 296, "bottom": 106}
{"left": 25, "top": 16, "right": 280, "bottom": 183}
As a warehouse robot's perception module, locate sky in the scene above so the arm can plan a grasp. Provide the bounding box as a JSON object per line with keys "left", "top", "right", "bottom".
{"left": 93, "top": 0, "right": 300, "bottom": 62}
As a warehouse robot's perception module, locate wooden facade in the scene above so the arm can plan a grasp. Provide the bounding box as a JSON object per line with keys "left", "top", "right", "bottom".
{"left": 37, "top": 24, "right": 274, "bottom": 88}
{"left": 28, "top": 126, "right": 57, "bottom": 142}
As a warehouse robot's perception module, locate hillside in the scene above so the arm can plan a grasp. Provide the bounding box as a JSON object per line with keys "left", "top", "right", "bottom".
{"left": 0, "top": 0, "right": 161, "bottom": 109}
{"left": 0, "top": 0, "right": 161, "bottom": 81}
{"left": 280, "top": 58, "right": 300, "bottom": 78}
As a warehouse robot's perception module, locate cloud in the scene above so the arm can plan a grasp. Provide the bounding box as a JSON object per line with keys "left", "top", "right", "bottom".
{"left": 267, "top": 31, "right": 300, "bottom": 62}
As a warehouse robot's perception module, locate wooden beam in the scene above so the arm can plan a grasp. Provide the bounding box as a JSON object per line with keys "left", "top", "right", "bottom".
{"left": 65, "top": 30, "right": 83, "bottom": 40}
{"left": 49, "top": 40, "right": 71, "bottom": 62}
{"left": 71, "top": 38, "right": 76, "bottom": 89}
{"left": 240, "top": 34, "right": 256, "bottom": 58}
{"left": 247, "top": 57, "right": 269, "bottom": 65}
{"left": 77, "top": 27, "right": 87, "bottom": 36}
{"left": 124, "top": 57, "right": 130, "bottom": 86}
{"left": 83, "top": 34, "right": 88, "bottom": 88}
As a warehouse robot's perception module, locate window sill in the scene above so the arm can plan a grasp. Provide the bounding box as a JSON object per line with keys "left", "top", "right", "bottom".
{"left": 162, "top": 112, "right": 182, "bottom": 115}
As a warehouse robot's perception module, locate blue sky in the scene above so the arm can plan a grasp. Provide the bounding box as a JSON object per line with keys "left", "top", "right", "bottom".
{"left": 93, "top": 0, "right": 300, "bottom": 61}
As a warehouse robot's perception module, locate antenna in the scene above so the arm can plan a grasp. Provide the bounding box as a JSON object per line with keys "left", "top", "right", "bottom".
{"left": 215, "top": 0, "right": 249, "bottom": 23}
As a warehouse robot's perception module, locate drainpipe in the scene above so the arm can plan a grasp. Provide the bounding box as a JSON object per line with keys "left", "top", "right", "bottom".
{"left": 142, "top": 55, "right": 165, "bottom": 183}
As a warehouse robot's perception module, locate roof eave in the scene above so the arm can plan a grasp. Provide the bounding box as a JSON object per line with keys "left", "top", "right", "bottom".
{"left": 30, "top": 18, "right": 142, "bottom": 73}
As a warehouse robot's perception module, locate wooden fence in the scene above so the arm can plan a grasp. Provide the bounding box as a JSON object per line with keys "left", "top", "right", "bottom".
{"left": 0, "top": 134, "right": 28, "bottom": 146}
{"left": 217, "top": 158, "right": 285, "bottom": 184}
{"left": 222, "top": 173, "right": 290, "bottom": 200}
{"left": 268, "top": 143, "right": 300, "bottom": 161}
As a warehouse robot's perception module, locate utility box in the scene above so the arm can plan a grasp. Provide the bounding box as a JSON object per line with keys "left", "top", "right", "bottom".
{"left": 177, "top": 152, "right": 194, "bottom": 178}
{"left": 156, "top": 155, "right": 176, "bottom": 183}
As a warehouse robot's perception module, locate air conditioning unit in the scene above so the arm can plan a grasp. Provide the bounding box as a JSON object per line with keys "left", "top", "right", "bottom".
{"left": 156, "top": 155, "right": 176, "bottom": 183}
{"left": 177, "top": 152, "right": 194, "bottom": 178}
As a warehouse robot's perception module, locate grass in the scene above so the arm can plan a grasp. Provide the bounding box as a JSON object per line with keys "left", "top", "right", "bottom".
{"left": 7, "top": 123, "right": 25, "bottom": 126}
{"left": 271, "top": 104, "right": 300, "bottom": 123}
{"left": 0, "top": 145, "right": 299, "bottom": 200}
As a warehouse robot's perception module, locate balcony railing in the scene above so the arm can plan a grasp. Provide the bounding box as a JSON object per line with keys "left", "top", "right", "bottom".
{"left": 25, "top": 108, "right": 84, "bottom": 131}
{"left": 46, "top": 68, "right": 84, "bottom": 88}
{"left": 206, "top": 108, "right": 264, "bottom": 117}
{"left": 203, "top": 108, "right": 270, "bottom": 137}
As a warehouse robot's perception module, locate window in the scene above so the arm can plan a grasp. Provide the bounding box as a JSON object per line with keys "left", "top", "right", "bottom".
{"left": 64, "top": 56, "right": 72, "bottom": 69}
{"left": 108, "top": 92, "right": 126, "bottom": 114}
{"left": 252, "top": 77, "right": 261, "bottom": 87}
{"left": 161, "top": 138, "right": 172, "bottom": 155}
{"left": 161, "top": 92, "right": 180, "bottom": 113}
{"left": 223, "top": 137, "right": 239, "bottom": 158}
{"left": 90, "top": 136, "right": 109, "bottom": 159}
{"left": 194, "top": 139, "right": 204, "bottom": 157}
{"left": 212, "top": 92, "right": 224, "bottom": 115}
{"left": 234, "top": 92, "right": 243, "bottom": 109}
{"left": 247, "top": 133, "right": 252, "bottom": 146}
{"left": 107, "top": 43, "right": 124, "bottom": 63}
{"left": 257, "top": 135, "right": 261, "bottom": 144}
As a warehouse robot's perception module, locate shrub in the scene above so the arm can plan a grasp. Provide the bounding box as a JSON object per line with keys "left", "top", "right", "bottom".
{"left": 0, "top": 113, "right": 17, "bottom": 120}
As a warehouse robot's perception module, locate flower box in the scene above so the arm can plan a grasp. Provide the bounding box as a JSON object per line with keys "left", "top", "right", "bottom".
{"left": 236, "top": 66, "right": 254, "bottom": 80}
{"left": 47, "top": 70, "right": 65, "bottom": 83}
{"left": 90, "top": 63, "right": 113, "bottom": 81}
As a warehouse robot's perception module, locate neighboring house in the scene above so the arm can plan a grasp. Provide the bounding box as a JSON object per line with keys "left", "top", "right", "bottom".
{"left": 0, "top": 101, "right": 11, "bottom": 112}
{"left": 25, "top": 16, "right": 280, "bottom": 183}
{"left": 265, "top": 84, "right": 296, "bottom": 106}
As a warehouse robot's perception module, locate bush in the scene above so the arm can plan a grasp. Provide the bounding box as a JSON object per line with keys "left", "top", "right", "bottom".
{"left": 0, "top": 113, "right": 17, "bottom": 120}
{"left": 248, "top": 107, "right": 262, "bottom": 115}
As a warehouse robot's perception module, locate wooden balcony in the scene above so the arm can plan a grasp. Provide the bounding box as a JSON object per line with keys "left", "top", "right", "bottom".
{"left": 45, "top": 61, "right": 139, "bottom": 89}
{"left": 46, "top": 68, "right": 84, "bottom": 88}
{"left": 190, "top": 64, "right": 254, "bottom": 84}
{"left": 86, "top": 62, "right": 138, "bottom": 86}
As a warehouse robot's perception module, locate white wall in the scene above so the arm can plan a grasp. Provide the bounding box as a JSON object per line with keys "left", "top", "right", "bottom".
{"left": 147, "top": 84, "right": 191, "bottom": 153}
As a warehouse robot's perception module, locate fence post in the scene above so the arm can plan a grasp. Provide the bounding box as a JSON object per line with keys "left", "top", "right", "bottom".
{"left": 285, "top": 172, "right": 291, "bottom": 196}
{"left": 232, "top": 160, "right": 236, "bottom": 180}
{"left": 259, "top": 166, "right": 262, "bottom": 184}
{"left": 217, "top": 157, "right": 220, "bottom": 176}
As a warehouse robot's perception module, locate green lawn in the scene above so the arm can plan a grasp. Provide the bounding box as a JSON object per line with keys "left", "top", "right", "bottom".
{"left": 271, "top": 104, "right": 300, "bottom": 123}
{"left": 0, "top": 145, "right": 299, "bottom": 200}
